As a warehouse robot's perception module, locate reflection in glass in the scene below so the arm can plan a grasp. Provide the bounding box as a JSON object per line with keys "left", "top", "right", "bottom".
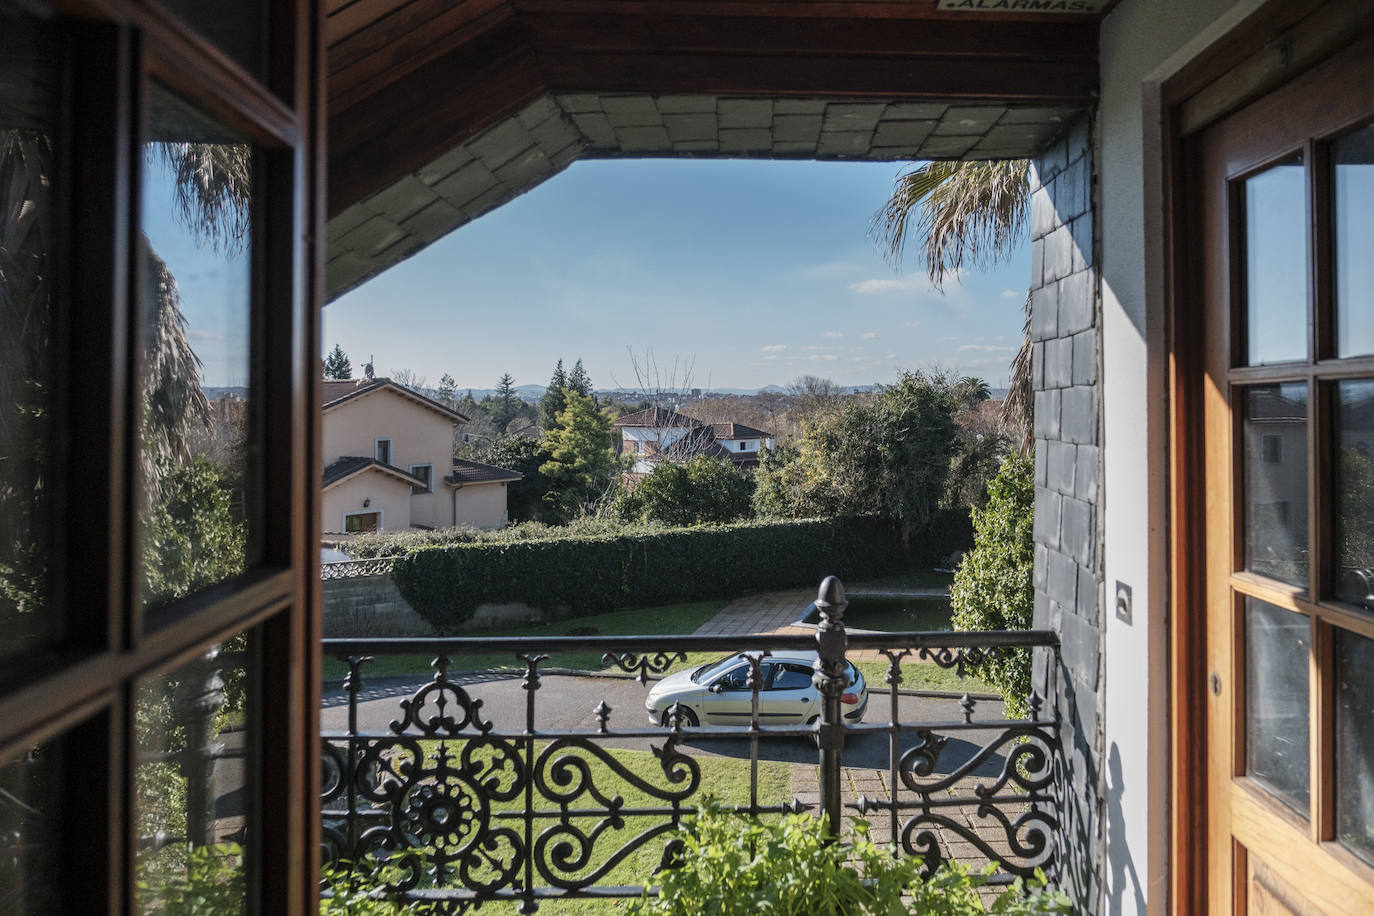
{"left": 153, "top": 0, "right": 267, "bottom": 80}
{"left": 0, "top": 9, "right": 65, "bottom": 662}
{"left": 1245, "top": 597, "right": 1310, "bottom": 816}
{"left": 1335, "top": 124, "right": 1374, "bottom": 358}
{"left": 136, "top": 631, "right": 256, "bottom": 913}
{"left": 1335, "top": 381, "right": 1374, "bottom": 609}
{"left": 1243, "top": 157, "right": 1308, "bottom": 365}
{"left": 139, "top": 83, "right": 255, "bottom": 620}
{"left": 1243, "top": 385, "right": 1309, "bottom": 587}
{"left": 1337, "top": 629, "right": 1374, "bottom": 866}
{"left": 0, "top": 741, "right": 66, "bottom": 912}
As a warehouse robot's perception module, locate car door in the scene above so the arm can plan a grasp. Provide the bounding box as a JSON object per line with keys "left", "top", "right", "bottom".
{"left": 766, "top": 663, "right": 819, "bottom": 724}
{"left": 702, "top": 661, "right": 758, "bottom": 725}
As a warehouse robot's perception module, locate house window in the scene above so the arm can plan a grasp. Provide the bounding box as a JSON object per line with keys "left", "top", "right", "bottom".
{"left": 1262, "top": 434, "right": 1282, "bottom": 463}
{"left": 410, "top": 464, "right": 433, "bottom": 494}
{"left": 344, "top": 511, "right": 381, "bottom": 533}
{"left": 739, "top": 442, "right": 746, "bottom": 451}
{"left": 375, "top": 438, "right": 392, "bottom": 465}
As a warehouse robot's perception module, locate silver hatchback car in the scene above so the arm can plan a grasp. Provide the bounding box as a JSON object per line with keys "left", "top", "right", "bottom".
{"left": 644, "top": 650, "right": 868, "bottom": 728}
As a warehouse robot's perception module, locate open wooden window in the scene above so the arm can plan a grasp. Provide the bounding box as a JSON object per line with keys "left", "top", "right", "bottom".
{"left": 0, "top": 0, "right": 322, "bottom": 912}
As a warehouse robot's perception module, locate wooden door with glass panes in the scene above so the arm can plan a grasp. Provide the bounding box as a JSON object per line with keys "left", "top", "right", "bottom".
{"left": 1198, "top": 34, "right": 1374, "bottom": 914}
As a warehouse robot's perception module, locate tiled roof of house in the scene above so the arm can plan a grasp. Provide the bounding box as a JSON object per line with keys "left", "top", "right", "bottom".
{"left": 612, "top": 407, "right": 703, "bottom": 428}
{"left": 446, "top": 458, "right": 524, "bottom": 486}
{"left": 710, "top": 422, "right": 772, "bottom": 440}
{"left": 321, "top": 377, "right": 469, "bottom": 423}
{"left": 323, "top": 456, "right": 429, "bottom": 489}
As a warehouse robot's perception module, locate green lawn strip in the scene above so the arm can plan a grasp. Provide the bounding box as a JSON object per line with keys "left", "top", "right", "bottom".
{"left": 853, "top": 659, "right": 998, "bottom": 697}
{"left": 322, "top": 600, "right": 730, "bottom": 687}
{"left": 391, "top": 739, "right": 792, "bottom": 915}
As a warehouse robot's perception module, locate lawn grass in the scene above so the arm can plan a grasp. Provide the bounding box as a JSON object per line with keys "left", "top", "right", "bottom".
{"left": 852, "top": 659, "right": 998, "bottom": 697}
{"left": 360, "top": 739, "right": 792, "bottom": 915}
{"left": 322, "top": 600, "right": 730, "bottom": 687}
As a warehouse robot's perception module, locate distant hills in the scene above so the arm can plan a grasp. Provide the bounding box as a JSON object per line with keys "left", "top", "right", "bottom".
{"left": 207, "top": 381, "right": 1005, "bottom": 403}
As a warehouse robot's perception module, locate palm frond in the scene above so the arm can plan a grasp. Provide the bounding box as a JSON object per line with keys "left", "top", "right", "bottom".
{"left": 999, "top": 290, "right": 1034, "bottom": 457}
{"left": 871, "top": 159, "right": 1031, "bottom": 290}
{"left": 155, "top": 142, "right": 252, "bottom": 255}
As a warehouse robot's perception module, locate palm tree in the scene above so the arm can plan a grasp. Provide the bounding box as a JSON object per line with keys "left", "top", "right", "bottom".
{"left": 871, "top": 160, "right": 1033, "bottom": 456}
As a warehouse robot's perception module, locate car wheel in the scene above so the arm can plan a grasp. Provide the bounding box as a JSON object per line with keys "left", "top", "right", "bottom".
{"left": 662, "top": 705, "right": 698, "bottom": 728}
{"left": 806, "top": 715, "right": 820, "bottom": 749}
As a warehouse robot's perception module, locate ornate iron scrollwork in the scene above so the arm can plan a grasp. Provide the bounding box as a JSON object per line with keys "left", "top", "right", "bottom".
{"left": 600, "top": 650, "right": 688, "bottom": 685}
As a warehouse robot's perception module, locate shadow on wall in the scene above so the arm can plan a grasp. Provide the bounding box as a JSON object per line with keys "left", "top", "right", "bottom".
{"left": 1106, "top": 742, "right": 1145, "bottom": 915}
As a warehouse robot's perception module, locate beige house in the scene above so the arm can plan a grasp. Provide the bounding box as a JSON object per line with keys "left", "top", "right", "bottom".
{"left": 322, "top": 378, "right": 520, "bottom": 533}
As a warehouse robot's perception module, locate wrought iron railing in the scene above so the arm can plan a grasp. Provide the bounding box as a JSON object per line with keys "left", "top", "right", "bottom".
{"left": 321, "top": 556, "right": 399, "bottom": 580}
{"left": 319, "top": 577, "right": 1061, "bottom": 911}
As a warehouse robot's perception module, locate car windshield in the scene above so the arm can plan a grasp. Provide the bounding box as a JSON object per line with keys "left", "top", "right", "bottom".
{"left": 691, "top": 654, "right": 745, "bottom": 684}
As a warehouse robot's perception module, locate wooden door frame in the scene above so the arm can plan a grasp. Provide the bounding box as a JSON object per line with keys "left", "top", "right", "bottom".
{"left": 1150, "top": 0, "right": 1374, "bottom": 911}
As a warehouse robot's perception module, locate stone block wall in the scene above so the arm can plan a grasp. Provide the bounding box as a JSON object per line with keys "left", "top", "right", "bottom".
{"left": 1028, "top": 113, "right": 1104, "bottom": 912}
{"left": 322, "top": 575, "right": 436, "bottom": 638}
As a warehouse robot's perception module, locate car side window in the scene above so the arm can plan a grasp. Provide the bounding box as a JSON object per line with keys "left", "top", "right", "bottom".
{"left": 716, "top": 665, "right": 751, "bottom": 690}
{"left": 771, "top": 666, "right": 812, "bottom": 691}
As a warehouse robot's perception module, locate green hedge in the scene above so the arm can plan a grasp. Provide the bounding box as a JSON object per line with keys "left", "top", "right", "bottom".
{"left": 392, "top": 513, "right": 970, "bottom": 633}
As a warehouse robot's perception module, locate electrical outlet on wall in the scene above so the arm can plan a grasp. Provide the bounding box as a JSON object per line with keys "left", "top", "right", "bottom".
{"left": 1115, "top": 581, "right": 1132, "bottom": 625}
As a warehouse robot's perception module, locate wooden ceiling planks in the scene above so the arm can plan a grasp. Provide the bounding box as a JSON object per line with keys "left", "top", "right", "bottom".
{"left": 325, "top": 0, "right": 1104, "bottom": 212}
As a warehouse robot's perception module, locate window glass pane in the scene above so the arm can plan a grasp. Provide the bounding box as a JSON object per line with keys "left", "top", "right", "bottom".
{"left": 1337, "top": 628, "right": 1374, "bottom": 866}
{"left": 136, "top": 629, "right": 258, "bottom": 913}
{"left": 1245, "top": 597, "right": 1310, "bottom": 816}
{"left": 0, "top": 739, "right": 67, "bottom": 911}
{"left": 1243, "top": 384, "right": 1309, "bottom": 587}
{"left": 139, "top": 83, "right": 257, "bottom": 621}
{"left": 1334, "top": 124, "right": 1374, "bottom": 358}
{"left": 1242, "top": 157, "right": 1308, "bottom": 366}
{"left": 0, "top": 8, "right": 66, "bottom": 662}
{"left": 1335, "top": 380, "right": 1374, "bottom": 608}
{"left": 151, "top": 0, "right": 267, "bottom": 81}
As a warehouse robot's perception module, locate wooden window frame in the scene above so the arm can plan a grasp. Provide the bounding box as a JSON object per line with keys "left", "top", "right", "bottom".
{"left": 1155, "top": 1, "right": 1374, "bottom": 910}
{"left": 0, "top": 1, "right": 324, "bottom": 913}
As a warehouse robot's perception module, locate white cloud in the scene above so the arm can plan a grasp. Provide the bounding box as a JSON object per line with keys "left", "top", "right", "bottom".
{"left": 803, "top": 345, "right": 823, "bottom": 351}
{"left": 851, "top": 268, "right": 963, "bottom": 295}
{"left": 761, "top": 344, "right": 787, "bottom": 353}
{"left": 823, "top": 331, "right": 844, "bottom": 338}
{"left": 1001, "top": 289, "right": 1021, "bottom": 299}
{"left": 862, "top": 332, "right": 877, "bottom": 340}
{"left": 885, "top": 353, "right": 897, "bottom": 359}
{"left": 191, "top": 328, "right": 233, "bottom": 343}
{"left": 957, "top": 344, "right": 1018, "bottom": 353}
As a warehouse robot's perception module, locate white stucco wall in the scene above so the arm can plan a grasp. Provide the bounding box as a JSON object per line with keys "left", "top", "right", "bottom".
{"left": 1096, "top": 1, "right": 1239, "bottom": 912}
{"left": 323, "top": 387, "right": 457, "bottom": 473}
{"left": 451, "top": 481, "right": 511, "bottom": 529}
{"left": 322, "top": 472, "right": 414, "bottom": 533}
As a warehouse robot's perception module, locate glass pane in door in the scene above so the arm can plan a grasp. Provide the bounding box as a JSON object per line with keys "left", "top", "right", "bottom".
{"left": 1337, "top": 628, "right": 1374, "bottom": 866}
{"left": 1242, "top": 157, "right": 1308, "bottom": 366}
{"left": 138, "top": 82, "right": 258, "bottom": 622}
{"left": 1242, "top": 384, "right": 1310, "bottom": 587}
{"left": 135, "top": 629, "right": 258, "bottom": 913}
{"left": 1245, "top": 596, "right": 1310, "bottom": 816}
{"left": 0, "top": 8, "right": 68, "bottom": 663}
{"left": 1334, "top": 124, "right": 1374, "bottom": 358}
{"left": 1334, "top": 380, "right": 1374, "bottom": 608}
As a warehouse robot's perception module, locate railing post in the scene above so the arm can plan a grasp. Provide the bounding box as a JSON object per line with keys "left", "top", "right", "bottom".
{"left": 177, "top": 646, "right": 225, "bottom": 848}
{"left": 812, "top": 575, "right": 848, "bottom": 840}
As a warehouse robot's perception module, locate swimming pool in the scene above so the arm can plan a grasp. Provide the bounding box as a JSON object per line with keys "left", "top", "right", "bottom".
{"left": 799, "top": 594, "right": 952, "bottom": 632}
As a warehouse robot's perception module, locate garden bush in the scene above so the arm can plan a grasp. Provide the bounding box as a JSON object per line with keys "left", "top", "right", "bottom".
{"left": 632, "top": 800, "right": 1071, "bottom": 915}
{"left": 391, "top": 513, "right": 970, "bottom": 633}
{"left": 949, "top": 454, "right": 1035, "bottom": 717}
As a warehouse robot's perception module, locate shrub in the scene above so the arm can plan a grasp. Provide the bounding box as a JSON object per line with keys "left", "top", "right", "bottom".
{"left": 949, "top": 454, "right": 1035, "bottom": 717}
{"left": 391, "top": 514, "right": 969, "bottom": 633}
{"left": 611, "top": 455, "right": 755, "bottom": 526}
{"left": 632, "top": 800, "right": 1071, "bottom": 916}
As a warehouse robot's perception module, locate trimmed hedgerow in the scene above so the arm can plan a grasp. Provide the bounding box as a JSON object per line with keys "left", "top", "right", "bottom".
{"left": 391, "top": 512, "right": 970, "bottom": 633}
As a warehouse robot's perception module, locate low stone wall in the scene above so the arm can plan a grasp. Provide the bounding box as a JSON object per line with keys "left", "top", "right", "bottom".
{"left": 322, "top": 575, "right": 436, "bottom": 638}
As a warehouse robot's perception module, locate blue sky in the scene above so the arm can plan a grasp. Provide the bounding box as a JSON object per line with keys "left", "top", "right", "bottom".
{"left": 325, "top": 159, "right": 1029, "bottom": 392}
{"left": 138, "top": 156, "right": 1017, "bottom": 394}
